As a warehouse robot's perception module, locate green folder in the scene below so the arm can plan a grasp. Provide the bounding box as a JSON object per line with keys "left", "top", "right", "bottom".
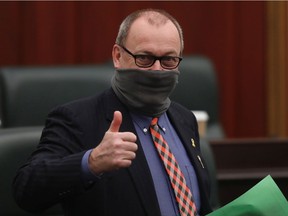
{"left": 206, "top": 175, "right": 288, "bottom": 216}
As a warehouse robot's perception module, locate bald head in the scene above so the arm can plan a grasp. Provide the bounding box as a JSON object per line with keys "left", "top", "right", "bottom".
{"left": 115, "top": 9, "right": 184, "bottom": 55}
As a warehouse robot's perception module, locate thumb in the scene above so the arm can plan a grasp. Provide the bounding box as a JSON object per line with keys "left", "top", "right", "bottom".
{"left": 108, "top": 111, "right": 122, "bottom": 132}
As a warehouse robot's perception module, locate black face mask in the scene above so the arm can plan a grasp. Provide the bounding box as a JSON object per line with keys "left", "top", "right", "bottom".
{"left": 111, "top": 68, "right": 179, "bottom": 117}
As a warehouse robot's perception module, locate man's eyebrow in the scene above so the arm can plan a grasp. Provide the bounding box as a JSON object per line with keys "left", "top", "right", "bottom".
{"left": 137, "top": 50, "right": 179, "bottom": 56}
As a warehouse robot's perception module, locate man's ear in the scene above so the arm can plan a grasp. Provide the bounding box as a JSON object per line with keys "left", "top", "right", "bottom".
{"left": 112, "top": 44, "right": 121, "bottom": 68}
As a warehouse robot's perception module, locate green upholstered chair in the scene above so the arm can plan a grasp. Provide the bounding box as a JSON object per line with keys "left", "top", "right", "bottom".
{"left": 171, "top": 55, "right": 225, "bottom": 140}
{"left": 0, "top": 65, "right": 113, "bottom": 128}
{"left": 0, "top": 127, "right": 64, "bottom": 215}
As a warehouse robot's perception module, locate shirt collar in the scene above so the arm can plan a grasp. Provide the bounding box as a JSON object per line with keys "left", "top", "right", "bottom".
{"left": 130, "top": 113, "right": 167, "bottom": 135}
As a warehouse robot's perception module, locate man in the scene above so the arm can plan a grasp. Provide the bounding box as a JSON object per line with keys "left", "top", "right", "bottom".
{"left": 13, "top": 8, "right": 212, "bottom": 216}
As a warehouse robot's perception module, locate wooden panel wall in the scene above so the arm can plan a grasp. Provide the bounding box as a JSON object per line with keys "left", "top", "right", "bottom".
{"left": 266, "top": 1, "right": 288, "bottom": 137}
{"left": 0, "top": 1, "right": 268, "bottom": 138}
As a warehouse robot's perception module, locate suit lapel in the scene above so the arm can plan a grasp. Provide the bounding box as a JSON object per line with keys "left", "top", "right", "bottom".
{"left": 104, "top": 89, "right": 161, "bottom": 215}
{"left": 167, "top": 105, "right": 208, "bottom": 189}
{"left": 167, "top": 106, "right": 200, "bottom": 157}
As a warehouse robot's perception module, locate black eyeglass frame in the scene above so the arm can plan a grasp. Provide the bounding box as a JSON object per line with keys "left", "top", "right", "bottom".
{"left": 118, "top": 45, "right": 182, "bottom": 69}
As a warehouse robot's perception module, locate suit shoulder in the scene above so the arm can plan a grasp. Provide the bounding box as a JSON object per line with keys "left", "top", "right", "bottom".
{"left": 169, "top": 101, "right": 198, "bottom": 124}
{"left": 170, "top": 101, "right": 193, "bottom": 115}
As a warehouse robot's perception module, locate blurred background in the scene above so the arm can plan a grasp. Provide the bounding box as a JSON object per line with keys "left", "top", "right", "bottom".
{"left": 1, "top": 1, "right": 287, "bottom": 138}
{"left": 0, "top": 2, "right": 287, "bottom": 214}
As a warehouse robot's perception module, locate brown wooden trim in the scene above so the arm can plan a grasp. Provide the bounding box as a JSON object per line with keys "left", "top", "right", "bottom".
{"left": 210, "top": 137, "right": 288, "bottom": 204}
{"left": 266, "top": 1, "right": 288, "bottom": 137}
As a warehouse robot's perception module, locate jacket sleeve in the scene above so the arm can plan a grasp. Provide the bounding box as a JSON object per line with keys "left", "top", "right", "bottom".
{"left": 13, "top": 105, "right": 91, "bottom": 213}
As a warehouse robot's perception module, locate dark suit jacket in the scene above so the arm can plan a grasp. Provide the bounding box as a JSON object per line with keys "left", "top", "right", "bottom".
{"left": 13, "top": 88, "right": 212, "bottom": 216}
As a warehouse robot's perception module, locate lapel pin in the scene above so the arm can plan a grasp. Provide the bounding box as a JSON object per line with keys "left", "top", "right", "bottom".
{"left": 191, "top": 138, "right": 196, "bottom": 147}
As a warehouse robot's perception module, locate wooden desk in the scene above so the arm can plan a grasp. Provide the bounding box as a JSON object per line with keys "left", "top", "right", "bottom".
{"left": 210, "top": 138, "right": 288, "bottom": 206}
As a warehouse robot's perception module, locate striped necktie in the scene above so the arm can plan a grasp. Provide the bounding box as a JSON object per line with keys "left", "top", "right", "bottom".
{"left": 150, "top": 117, "right": 197, "bottom": 216}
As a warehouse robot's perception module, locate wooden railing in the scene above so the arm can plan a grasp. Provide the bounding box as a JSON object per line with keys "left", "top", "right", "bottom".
{"left": 210, "top": 138, "right": 288, "bottom": 205}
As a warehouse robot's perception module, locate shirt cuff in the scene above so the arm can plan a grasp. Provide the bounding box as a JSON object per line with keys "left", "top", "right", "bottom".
{"left": 81, "top": 149, "right": 103, "bottom": 184}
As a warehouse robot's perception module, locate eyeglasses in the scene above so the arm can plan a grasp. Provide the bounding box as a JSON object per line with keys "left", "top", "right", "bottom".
{"left": 119, "top": 45, "right": 182, "bottom": 70}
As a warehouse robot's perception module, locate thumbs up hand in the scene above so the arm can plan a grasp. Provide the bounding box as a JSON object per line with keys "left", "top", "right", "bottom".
{"left": 88, "top": 111, "right": 138, "bottom": 175}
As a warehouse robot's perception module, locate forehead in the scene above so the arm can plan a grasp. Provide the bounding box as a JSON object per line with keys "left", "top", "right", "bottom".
{"left": 125, "top": 16, "right": 181, "bottom": 53}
